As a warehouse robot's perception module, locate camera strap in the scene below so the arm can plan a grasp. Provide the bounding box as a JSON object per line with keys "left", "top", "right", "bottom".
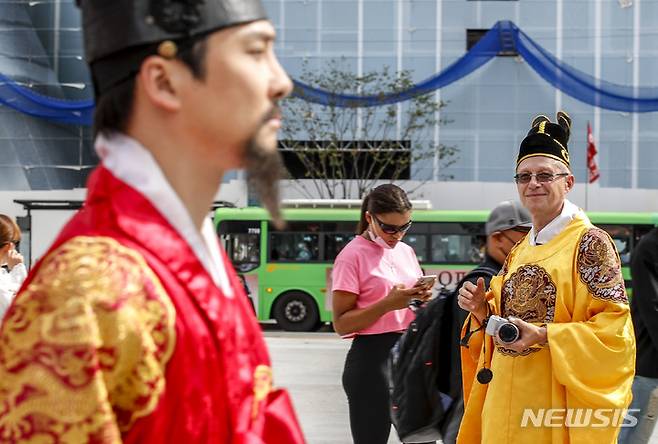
{"left": 460, "top": 315, "right": 494, "bottom": 384}
{"left": 459, "top": 316, "right": 485, "bottom": 348}
{"left": 476, "top": 317, "right": 496, "bottom": 386}
{"left": 478, "top": 315, "right": 494, "bottom": 384}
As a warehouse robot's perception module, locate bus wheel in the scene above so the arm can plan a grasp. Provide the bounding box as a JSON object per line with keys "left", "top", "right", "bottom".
{"left": 273, "top": 291, "right": 320, "bottom": 332}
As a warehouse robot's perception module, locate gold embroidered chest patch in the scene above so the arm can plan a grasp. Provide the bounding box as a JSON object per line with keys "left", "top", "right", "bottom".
{"left": 501, "top": 264, "right": 557, "bottom": 323}
{"left": 499, "top": 265, "right": 557, "bottom": 356}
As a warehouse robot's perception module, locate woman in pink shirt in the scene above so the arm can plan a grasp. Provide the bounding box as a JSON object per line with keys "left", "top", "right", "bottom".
{"left": 332, "top": 184, "right": 433, "bottom": 444}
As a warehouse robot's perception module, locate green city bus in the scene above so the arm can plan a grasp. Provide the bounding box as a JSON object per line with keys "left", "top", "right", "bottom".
{"left": 215, "top": 205, "right": 658, "bottom": 331}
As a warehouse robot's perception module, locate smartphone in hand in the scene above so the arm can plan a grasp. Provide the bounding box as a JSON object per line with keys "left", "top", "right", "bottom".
{"left": 414, "top": 275, "right": 437, "bottom": 289}
{"left": 408, "top": 275, "right": 437, "bottom": 310}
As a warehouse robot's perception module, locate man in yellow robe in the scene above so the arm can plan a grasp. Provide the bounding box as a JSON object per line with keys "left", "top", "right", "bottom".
{"left": 457, "top": 112, "right": 635, "bottom": 444}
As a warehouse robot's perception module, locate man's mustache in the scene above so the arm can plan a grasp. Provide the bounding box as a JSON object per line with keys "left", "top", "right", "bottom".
{"left": 261, "top": 105, "right": 281, "bottom": 124}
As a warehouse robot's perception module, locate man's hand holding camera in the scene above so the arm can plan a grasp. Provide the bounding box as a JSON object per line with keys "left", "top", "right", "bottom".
{"left": 486, "top": 315, "right": 548, "bottom": 352}
{"left": 459, "top": 277, "right": 548, "bottom": 351}
{"left": 500, "top": 317, "right": 548, "bottom": 352}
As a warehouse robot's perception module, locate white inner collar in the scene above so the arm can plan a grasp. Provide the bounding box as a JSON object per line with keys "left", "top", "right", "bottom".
{"left": 95, "top": 133, "right": 233, "bottom": 297}
{"left": 528, "top": 199, "right": 584, "bottom": 246}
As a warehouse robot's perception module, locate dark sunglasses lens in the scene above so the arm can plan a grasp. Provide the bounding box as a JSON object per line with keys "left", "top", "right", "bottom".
{"left": 374, "top": 215, "right": 411, "bottom": 234}
{"left": 381, "top": 225, "right": 398, "bottom": 234}
{"left": 383, "top": 222, "right": 412, "bottom": 234}
{"left": 537, "top": 173, "right": 554, "bottom": 182}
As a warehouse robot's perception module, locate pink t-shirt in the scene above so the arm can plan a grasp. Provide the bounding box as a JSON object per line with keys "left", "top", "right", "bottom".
{"left": 332, "top": 235, "right": 423, "bottom": 336}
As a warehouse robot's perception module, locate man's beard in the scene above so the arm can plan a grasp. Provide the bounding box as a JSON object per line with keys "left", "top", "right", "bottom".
{"left": 244, "top": 112, "right": 286, "bottom": 229}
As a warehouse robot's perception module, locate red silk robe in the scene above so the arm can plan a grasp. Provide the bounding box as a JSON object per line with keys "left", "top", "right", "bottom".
{"left": 0, "top": 166, "right": 305, "bottom": 444}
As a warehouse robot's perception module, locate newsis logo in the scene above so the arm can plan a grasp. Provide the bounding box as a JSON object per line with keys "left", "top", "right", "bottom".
{"left": 520, "top": 409, "right": 640, "bottom": 428}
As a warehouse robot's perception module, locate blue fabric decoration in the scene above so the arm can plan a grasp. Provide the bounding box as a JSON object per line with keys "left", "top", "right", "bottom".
{"left": 0, "top": 72, "right": 94, "bottom": 125}
{"left": 293, "top": 21, "right": 658, "bottom": 112}
{"left": 292, "top": 19, "right": 502, "bottom": 107}
{"left": 1, "top": 20, "right": 658, "bottom": 126}
{"left": 515, "top": 24, "right": 658, "bottom": 113}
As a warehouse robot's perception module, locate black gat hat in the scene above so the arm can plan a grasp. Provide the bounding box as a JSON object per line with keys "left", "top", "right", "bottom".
{"left": 517, "top": 111, "right": 572, "bottom": 168}
{"left": 76, "top": 0, "right": 268, "bottom": 95}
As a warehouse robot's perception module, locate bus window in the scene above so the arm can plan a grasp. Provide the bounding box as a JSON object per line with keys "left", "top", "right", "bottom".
{"left": 427, "top": 222, "right": 485, "bottom": 264}
{"left": 430, "top": 234, "right": 484, "bottom": 264}
{"left": 270, "top": 233, "right": 320, "bottom": 262}
{"left": 325, "top": 233, "right": 355, "bottom": 262}
{"left": 403, "top": 234, "right": 428, "bottom": 263}
{"left": 217, "top": 220, "right": 261, "bottom": 272}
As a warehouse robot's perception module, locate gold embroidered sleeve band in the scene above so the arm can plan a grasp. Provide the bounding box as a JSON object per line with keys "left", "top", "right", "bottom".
{"left": 577, "top": 228, "right": 628, "bottom": 304}
{"left": 0, "top": 236, "right": 176, "bottom": 443}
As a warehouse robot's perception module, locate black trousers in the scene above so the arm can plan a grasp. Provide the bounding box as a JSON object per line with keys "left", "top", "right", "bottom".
{"left": 343, "top": 332, "right": 401, "bottom": 444}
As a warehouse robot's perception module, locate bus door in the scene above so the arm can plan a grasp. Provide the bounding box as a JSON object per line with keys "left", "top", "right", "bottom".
{"left": 217, "top": 220, "right": 262, "bottom": 314}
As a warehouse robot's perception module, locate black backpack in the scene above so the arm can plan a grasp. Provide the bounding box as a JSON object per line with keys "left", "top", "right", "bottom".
{"left": 387, "top": 266, "right": 497, "bottom": 443}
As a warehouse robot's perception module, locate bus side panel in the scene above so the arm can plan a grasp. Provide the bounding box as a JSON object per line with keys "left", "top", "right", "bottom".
{"left": 261, "top": 263, "right": 329, "bottom": 322}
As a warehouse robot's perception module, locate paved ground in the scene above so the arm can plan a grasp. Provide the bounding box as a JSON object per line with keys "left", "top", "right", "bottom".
{"left": 265, "top": 331, "right": 405, "bottom": 444}
{"left": 264, "top": 330, "right": 658, "bottom": 444}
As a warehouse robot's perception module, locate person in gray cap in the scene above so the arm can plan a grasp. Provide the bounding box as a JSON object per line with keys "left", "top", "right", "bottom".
{"left": 441, "top": 200, "right": 531, "bottom": 444}
{"left": 0, "top": 1, "right": 304, "bottom": 443}
{"left": 482, "top": 200, "right": 533, "bottom": 274}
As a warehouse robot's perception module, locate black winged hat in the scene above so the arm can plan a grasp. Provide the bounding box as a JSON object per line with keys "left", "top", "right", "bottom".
{"left": 76, "top": 0, "right": 267, "bottom": 94}
{"left": 517, "top": 111, "right": 572, "bottom": 168}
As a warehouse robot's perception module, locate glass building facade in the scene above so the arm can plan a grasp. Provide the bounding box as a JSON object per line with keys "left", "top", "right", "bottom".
{"left": 0, "top": 0, "right": 94, "bottom": 190}
{"left": 1, "top": 0, "right": 658, "bottom": 190}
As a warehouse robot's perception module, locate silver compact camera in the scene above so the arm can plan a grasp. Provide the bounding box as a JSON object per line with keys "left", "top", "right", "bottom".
{"left": 485, "top": 315, "right": 520, "bottom": 344}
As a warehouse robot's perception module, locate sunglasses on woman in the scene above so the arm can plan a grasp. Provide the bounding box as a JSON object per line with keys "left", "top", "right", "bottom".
{"left": 373, "top": 215, "right": 412, "bottom": 235}
{"left": 2, "top": 240, "right": 20, "bottom": 250}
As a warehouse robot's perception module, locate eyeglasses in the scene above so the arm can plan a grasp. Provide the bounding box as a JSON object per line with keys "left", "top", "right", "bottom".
{"left": 514, "top": 172, "right": 569, "bottom": 184}
{"left": 2, "top": 240, "right": 20, "bottom": 250}
{"left": 373, "top": 215, "right": 412, "bottom": 235}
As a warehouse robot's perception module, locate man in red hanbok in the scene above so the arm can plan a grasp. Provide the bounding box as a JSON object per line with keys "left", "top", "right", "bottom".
{"left": 0, "top": 1, "right": 305, "bottom": 443}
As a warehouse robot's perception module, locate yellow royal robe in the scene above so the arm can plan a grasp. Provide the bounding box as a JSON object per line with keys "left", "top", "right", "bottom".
{"left": 458, "top": 215, "right": 635, "bottom": 444}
